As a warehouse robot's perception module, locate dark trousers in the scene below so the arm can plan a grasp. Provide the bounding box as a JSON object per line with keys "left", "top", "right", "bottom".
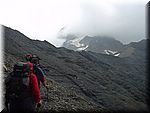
{"left": 9, "top": 97, "right": 36, "bottom": 113}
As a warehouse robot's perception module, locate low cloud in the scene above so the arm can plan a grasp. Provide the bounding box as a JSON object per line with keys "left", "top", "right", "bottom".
{"left": 58, "top": 2, "right": 146, "bottom": 44}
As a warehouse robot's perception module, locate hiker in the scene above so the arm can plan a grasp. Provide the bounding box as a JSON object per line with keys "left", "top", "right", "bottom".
{"left": 25, "top": 54, "right": 49, "bottom": 89}
{"left": 5, "top": 62, "right": 41, "bottom": 113}
{"left": 25, "top": 54, "right": 33, "bottom": 62}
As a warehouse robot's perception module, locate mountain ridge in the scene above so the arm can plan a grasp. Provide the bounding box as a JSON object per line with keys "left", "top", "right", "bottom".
{"left": 62, "top": 34, "right": 147, "bottom": 58}
{"left": 3, "top": 25, "right": 148, "bottom": 112}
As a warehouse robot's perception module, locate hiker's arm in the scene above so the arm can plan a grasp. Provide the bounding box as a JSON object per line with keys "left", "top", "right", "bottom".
{"left": 41, "top": 77, "right": 49, "bottom": 89}
{"left": 37, "top": 67, "right": 49, "bottom": 89}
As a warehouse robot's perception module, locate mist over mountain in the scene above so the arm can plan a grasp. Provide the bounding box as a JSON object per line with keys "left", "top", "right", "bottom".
{"left": 62, "top": 34, "right": 147, "bottom": 58}
{"left": 3, "top": 25, "right": 148, "bottom": 112}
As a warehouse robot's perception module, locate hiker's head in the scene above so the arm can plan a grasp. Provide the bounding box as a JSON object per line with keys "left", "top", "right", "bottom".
{"left": 31, "top": 55, "right": 41, "bottom": 64}
{"left": 25, "top": 54, "right": 32, "bottom": 62}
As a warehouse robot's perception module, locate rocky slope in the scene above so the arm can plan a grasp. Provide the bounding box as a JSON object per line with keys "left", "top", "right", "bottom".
{"left": 3, "top": 25, "right": 148, "bottom": 112}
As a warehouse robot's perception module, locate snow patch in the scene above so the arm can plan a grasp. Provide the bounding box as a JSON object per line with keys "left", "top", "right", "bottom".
{"left": 114, "top": 53, "right": 120, "bottom": 56}
{"left": 104, "top": 50, "right": 109, "bottom": 55}
{"left": 104, "top": 50, "right": 120, "bottom": 57}
{"left": 69, "top": 36, "right": 85, "bottom": 48}
{"left": 77, "top": 45, "right": 89, "bottom": 51}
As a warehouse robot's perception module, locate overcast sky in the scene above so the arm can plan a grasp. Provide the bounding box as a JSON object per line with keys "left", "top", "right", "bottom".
{"left": 0, "top": 0, "right": 149, "bottom": 47}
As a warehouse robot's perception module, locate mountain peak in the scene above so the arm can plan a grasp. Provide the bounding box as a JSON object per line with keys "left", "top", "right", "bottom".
{"left": 62, "top": 35, "right": 147, "bottom": 58}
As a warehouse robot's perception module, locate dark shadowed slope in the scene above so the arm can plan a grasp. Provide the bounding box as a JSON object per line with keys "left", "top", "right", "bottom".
{"left": 3, "top": 26, "right": 148, "bottom": 112}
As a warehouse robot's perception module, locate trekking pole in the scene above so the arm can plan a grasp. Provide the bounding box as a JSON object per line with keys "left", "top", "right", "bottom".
{"left": 45, "top": 80, "right": 50, "bottom": 101}
{"left": 46, "top": 88, "right": 49, "bottom": 101}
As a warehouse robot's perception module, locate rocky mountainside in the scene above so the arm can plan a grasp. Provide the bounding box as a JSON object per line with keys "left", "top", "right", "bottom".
{"left": 3, "top": 25, "right": 148, "bottom": 112}
{"left": 62, "top": 35, "right": 147, "bottom": 58}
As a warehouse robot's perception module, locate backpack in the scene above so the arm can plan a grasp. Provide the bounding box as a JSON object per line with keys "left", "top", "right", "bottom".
{"left": 6, "top": 62, "right": 33, "bottom": 101}
{"left": 33, "top": 64, "right": 45, "bottom": 85}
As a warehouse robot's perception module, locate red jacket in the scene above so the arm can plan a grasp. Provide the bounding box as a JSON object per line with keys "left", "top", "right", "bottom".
{"left": 30, "top": 73, "right": 41, "bottom": 103}
{"left": 27, "top": 62, "right": 41, "bottom": 103}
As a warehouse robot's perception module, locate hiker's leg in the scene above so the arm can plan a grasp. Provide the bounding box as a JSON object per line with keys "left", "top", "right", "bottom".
{"left": 22, "top": 97, "right": 36, "bottom": 112}
{"left": 9, "top": 101, "right": 20, "bottom": 112}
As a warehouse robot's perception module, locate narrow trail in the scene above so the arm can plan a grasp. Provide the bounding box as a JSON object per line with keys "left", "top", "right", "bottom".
{"left": 36, "top": 79, "right": 102, "bottom": 112}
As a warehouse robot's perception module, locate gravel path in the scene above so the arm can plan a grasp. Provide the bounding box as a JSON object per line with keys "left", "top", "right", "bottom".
{"left": 37, "top": 79, "right": 102, "bottom": 112}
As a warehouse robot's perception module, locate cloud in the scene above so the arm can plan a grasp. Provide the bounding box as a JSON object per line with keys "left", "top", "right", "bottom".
{"left": 0, "top": 0, "right": 148, "bottom": 46}
{"left": 58, "top": 1, "right": 146, "bottom": 44}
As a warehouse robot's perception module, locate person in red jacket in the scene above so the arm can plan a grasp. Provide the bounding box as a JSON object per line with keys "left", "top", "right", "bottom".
{"left": 25, "top": 54, "right": 49, "bottom": 89}
{"left": 6, "top": 62, "right": 42, "bottom": 113}
{"left": 27, "top": 62, "right": 42, "bottom": 106}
